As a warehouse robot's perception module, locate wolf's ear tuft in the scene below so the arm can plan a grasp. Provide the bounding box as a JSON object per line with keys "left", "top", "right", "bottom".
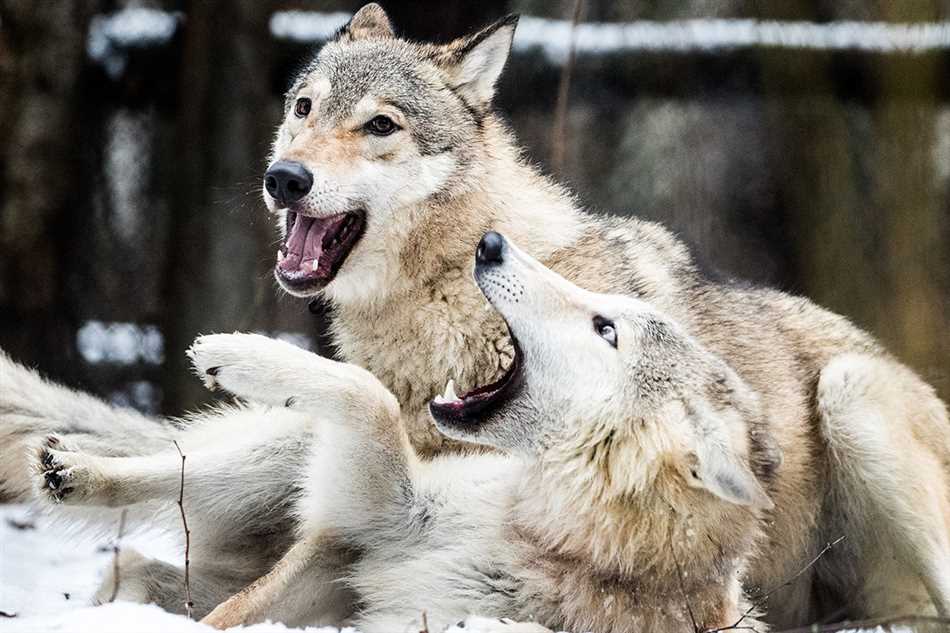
{"left": 685, "top": 441, "right": 773, "bottom": 510}
{"left": 336, "top": 3, "right": 395, "bottom": 42}
{"left": 440, "top": 14, "right": 519, "bottom": 106}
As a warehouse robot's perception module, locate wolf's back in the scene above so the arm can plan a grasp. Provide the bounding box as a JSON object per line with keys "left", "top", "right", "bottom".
{"left": 0, "top": 351, "right": 176, "bottom": 500}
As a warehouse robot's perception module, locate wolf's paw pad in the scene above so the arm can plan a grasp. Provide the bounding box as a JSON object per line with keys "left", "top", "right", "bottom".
{"left": 32, "top": 437, "right": 93, "bottom": 504}
{"left": 34, "top": 451, "right": 77, "bottom": 503}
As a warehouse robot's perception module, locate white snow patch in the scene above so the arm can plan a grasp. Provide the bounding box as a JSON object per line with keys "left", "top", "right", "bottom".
{"left": 269, "top": 11, "right": 950, "bottom": 63}
{"left": 0, "top": 602, "right": 348, "bottom": 633}
{"left": 514, "top": 17, "right": 950, "bottom": 63}
{"left": 76, "top": 321, "right": 164, "bottom": 366}
{"left": 0, "top": 504, "right": 179, "bottom": 621}
{"left": 0, "top": 506, "right": 920, "bottom": 632}
{"left": 269, "top": 12, "right": 351, "bottom": 44}
{"left": 105, "top": 109, "right": 153, "bottom": 243}
{"left": 87, "top": 8, "right": 181, "bottom": 78}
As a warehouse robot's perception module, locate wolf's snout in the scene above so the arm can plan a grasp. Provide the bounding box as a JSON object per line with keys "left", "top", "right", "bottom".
{"left": 265, "top": 160, "right": 313, "bottom": 207}
{"left": 476, "top": 231, "right": 506, "bottom": 267}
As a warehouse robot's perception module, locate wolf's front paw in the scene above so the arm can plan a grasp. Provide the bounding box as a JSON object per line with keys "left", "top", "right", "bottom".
{"left": 187, "top": 333, "right": 311, "bottom": 407}
{"left": 31, "top": 435, "right": 102, "bottom": 504}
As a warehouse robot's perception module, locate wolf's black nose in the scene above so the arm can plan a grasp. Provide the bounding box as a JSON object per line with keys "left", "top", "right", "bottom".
{"left": 476, "top": 231, "right": 505, "bottom": 266}
{"left": 264, "top": 160, "right": 313, "bottom": 207}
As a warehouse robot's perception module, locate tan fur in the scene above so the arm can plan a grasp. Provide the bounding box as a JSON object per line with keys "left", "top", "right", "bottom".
{"left": 264, "top": 7, "right": 950, "bottom": 624}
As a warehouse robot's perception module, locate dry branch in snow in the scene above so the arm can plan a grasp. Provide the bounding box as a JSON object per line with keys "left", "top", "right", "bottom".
{"left": 173, "top": 440, "right": 194, "bottom": 619}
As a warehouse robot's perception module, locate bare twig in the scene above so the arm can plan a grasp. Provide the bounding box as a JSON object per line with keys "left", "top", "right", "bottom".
{"left": 708, "top": 535, "right": 846, "bottom": 633}
{"left": 107, "top": 508, "right": 129, "bottom": 602}
{"left": 420, "top": 610, "right": 430, "bottom": 633}
{"left": 0, "top": 611, "right": 17, "bottom": 618}
{"left": 776, "top": 615, "right": 950, "bottom": 633}
{"left": 669, "top": 540, "right": 701, "bottom": 633}
{"left": 173, "top": 440, "right": 194, "bottom": 619}
{"left": 550, "top": 0, "right": 584, "bottom": 174}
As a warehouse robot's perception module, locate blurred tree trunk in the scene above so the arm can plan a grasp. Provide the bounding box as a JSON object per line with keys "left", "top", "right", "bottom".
{"left": 758, "top": 0, "right": 949, "bottom": 401}
{"left": 871, "top": 1, "right": 949, "bottom": 399}
{"left": 0, "top": 1, "right": 102, "bottom": 383}
{"left": 161, "top": 0, "right": 275, "bottom": 413}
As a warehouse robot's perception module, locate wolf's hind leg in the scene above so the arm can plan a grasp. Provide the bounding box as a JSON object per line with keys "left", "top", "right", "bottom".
{"left": 93, "top": 549, "right": 242, "bottom": 619}
{"left": 201, "top": 533, "right": 356, "bottom": 630}
{"left": 817, "top": 353, "right": 950, "bottom": 617}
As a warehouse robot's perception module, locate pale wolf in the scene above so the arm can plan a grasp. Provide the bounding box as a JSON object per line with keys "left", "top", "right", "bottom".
{"left": 191, "top": 232, "right": 777, "bottom": 633}
{"left": 1, "top": 2, "right": 949, "bottom": 626}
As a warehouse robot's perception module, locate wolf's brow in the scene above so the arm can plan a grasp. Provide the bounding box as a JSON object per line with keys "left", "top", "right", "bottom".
{"left": 381, "top": 97, "right": 423, "bottom": 118}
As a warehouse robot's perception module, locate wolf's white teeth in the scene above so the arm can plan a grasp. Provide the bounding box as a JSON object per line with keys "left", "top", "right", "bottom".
{"left": 432, "top": 379, "right": 461, "bottom": 406}
{"left": 444, "top": 379, "right": 458, "bottom": 401}
{"left": 277, "top": 250, "right": 284, "bottom": 261}
{"left": 311, "top": 259, "right": 319, "bottom": 272}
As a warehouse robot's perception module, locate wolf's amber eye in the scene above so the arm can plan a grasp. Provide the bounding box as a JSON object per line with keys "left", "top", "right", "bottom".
{"left": 294, "top": 98, "right": 312, "bottom": 118}
{"left": 365, "top": 115, "right": 397, "bottom": 136}
{"left": 593, "top": 316, "right": 617, "bottom": 348}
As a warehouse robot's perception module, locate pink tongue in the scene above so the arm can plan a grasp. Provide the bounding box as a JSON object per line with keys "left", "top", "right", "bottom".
{"left": 280, "top": 216, "right": 325, "bottom": 272}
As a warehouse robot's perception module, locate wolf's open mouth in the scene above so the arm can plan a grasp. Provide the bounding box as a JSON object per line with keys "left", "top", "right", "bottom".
{"left": 429, "top": 327, "right": 524, "bottom": 426}
{"left": 275, "top": 210, "right": 365, "bottom": 292}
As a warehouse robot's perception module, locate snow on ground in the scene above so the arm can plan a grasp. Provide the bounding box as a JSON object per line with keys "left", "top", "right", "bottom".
{"left": 0, "top": 503, "right": 348, "bottom": 633}
{"left": 0, "top": 505, "right": 919, "bottom": 632}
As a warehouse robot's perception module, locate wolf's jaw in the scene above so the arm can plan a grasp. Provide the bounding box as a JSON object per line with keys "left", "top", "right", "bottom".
{"left": 429, "top": 332, "right": 523, "bottom": 426}
{"left": 275, "top": 210, "right": 366, "bottom": 292}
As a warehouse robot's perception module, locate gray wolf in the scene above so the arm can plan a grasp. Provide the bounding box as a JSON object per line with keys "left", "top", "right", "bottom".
{"left": 192, "top": 232, "right": 776, "bottom": 633}
{"left": 1, "top": 2, "right": 949, "bottom": 626}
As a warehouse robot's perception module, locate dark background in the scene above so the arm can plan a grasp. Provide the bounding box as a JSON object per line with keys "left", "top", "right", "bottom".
{"left": 1, "top": 0, "right": 948, "bottom": 415}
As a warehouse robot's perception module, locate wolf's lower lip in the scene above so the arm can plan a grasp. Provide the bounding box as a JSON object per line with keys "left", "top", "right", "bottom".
{"left": 429, "top": 327, "right": 523, "bottom": 426}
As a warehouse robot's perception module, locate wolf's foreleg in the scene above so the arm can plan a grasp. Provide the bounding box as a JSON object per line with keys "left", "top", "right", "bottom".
{"left": 188, "top": 333, "right": 417, "bottom": 536}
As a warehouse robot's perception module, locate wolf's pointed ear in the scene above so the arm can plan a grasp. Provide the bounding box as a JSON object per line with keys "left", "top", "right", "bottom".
{"left": 681, "top": 434, "right": 773, "bottom": 510}
{"left": 336, "top": 3, "right": 394, "bottom": 42}
{"left": 693, "top": 443, "right": 773, "bottom": 509}
{"left": 440, "top": 15, "right": 519, "bottom": 106}
{"left": 686, "top": 440, "right": 773, "bottom": 509}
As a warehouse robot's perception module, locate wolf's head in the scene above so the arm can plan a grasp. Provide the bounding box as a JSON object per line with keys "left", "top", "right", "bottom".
{"left": 430, "top": 232, "right": 775, "bottom": 510}
{"left": 264, "top": 4, "right": 518, "bottom": 303}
